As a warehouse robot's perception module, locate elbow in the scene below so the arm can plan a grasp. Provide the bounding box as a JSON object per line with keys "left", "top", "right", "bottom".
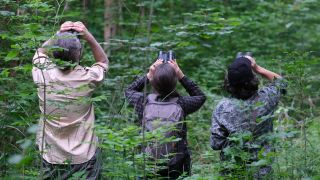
{"left": 100, "top": 58, "right": 108, "bottom": 64}
{"left": 124, "top": 91, "right": 134, "bottom": 108}
{"left": 124, "top": 90, "right": 137, "bottom": 107}
{"left": 210, "top": 141, "right": 223, "bottom": 150}
{"left": 124, "top": 89, "right": 131, "bottom": 99}
{"left": 211, "top": 145, "right": 221, "bottom": 151}
{"left": 36, "top": 48, "right": 46, "bottom": 54}
{"left": 210, "top": 134, "right": 226, "bottom": 150}
{"left": 199, "top": 94, "right": 207, "bottom": 106}
{"left": 202, "top": 95, "right": 207, "bottom": 104}
{"left": 104, "top": 57, "right": 109, "bottom": 64}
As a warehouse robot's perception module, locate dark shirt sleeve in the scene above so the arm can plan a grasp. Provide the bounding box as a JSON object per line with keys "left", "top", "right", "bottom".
{"left": 177, "top": 76, "right": 206, "bottom": 115}
{"left": 124, "top": 75, "right": 149, "bottom": 120}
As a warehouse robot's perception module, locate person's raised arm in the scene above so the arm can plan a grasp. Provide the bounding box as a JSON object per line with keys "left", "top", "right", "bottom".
{"left": 33, "top": 37, "right": 56, "bottom": 65}
{"left": 245, "top": 56, "right": 286, "bottom": 114}
{"left": 37, "top": 38, "right": 54, "bottom": 54}
{"left": 60, "top": 21, "right": 108, "bottom": 65}
{"left": 124, "top": 60, "right": 163, "bottom": 119}
{"left": 169, "top": 60, "right": 206, "bottom": 115}
{"left": 36, "top": 22, "right": 75, "bottom": 58}
{"left": 245, "top": 55, "right": 281, "bottom": 81}
{"left": 125, "top": 60, "right": 163, "bottom": 100}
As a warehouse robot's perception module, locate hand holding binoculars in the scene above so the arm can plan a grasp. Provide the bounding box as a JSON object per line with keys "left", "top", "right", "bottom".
{"left": 236, "top": 52, "right": 253, "bottom": 58}
{"left": 157, "top": 50, "right": 175, "bottom": 63}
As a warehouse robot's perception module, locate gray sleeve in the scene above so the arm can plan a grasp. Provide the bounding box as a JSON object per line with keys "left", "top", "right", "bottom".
{"left": 255, "top": 78, "right": 287, "bottom": 116}
{"left": 210, "top": 106, "right": 230, "bottom": 150}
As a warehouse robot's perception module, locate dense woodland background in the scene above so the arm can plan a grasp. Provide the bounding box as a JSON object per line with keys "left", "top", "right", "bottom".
{"left": 1, "top": 0, "right": 320, "bottom": 179}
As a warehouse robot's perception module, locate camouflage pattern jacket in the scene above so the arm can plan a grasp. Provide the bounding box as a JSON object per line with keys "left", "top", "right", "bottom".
{"left": 210, "top": 78, "right": 287, "bottom": 161}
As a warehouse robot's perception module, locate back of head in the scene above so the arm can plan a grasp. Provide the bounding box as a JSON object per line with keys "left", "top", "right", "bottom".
{"left": 151, "top": 63, "right": 178, "bottom": 96}
{"left": 225, "top": 57, "right": 259, "bottom": 100}
{"left": 53, "top": 31, "right": 82, "bottom": 65}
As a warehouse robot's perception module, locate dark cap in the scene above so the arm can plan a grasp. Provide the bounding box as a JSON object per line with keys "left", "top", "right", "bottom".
{"left": 228, "top": 57, "right": 254, "bottom": 87}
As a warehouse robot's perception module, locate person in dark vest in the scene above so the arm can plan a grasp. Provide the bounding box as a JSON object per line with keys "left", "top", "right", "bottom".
{"left": 125, "top": 59, "right": 206, "bottom": 179}
{"left": 210, "top": 55, "right": 287, "bottom": 178}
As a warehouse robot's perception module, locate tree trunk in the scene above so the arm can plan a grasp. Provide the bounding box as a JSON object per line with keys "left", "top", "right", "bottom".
{"left": 104, "top": 0, "right": 116, "bottom": 53}
{"left": 83, "top": 0, "right": 88, "bottom": 12}
{"left": 117, "top": 0, "right": 123, "bottom": 35}
{"left": 63, "top": 1, "right": 69, "bottom": 11}
{"left": 146, "top": 0, "right": 154, "bottom": 43}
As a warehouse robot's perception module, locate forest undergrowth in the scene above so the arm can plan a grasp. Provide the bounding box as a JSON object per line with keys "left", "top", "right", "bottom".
{"left": 1, "top": 0, "right": 320, "bottom": 179}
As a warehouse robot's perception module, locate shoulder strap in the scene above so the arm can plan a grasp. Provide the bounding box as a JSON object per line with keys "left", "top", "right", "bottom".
{"left": 147, "top": 93, "right": 158, "bottom": 103}
{"left": 147, "top": 93, "right": 179, "bottom": 104}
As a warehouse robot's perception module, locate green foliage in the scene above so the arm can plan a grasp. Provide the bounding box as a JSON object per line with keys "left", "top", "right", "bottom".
{"left": 1, "top": 0, "right": 320, "bottom": 179}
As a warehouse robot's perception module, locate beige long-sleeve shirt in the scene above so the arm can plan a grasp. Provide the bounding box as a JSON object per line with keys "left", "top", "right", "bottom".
{"left": 32, "top": 52, "right": 107, "bottom": 164}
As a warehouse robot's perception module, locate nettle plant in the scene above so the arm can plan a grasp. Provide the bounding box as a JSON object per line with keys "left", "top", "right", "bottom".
{"left": 1, "top": 0, "right": 320, "bottom": 179}
{"left": 1, "top": 0, "right": 58, "bottom": 177}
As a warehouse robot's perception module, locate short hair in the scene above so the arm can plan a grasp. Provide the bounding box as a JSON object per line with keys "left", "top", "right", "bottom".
{"left": 224, "top": 73, "right": 259, "bottom": 100}
{"left": 150, "top": 63, "right": 178, "bottom": 96}
{"left": 53, "top": 31, "right": 82, "bottom": 64}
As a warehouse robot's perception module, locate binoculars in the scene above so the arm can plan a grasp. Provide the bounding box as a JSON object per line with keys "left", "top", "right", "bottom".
{"left": 236, "top": 52, "right": 253, "bottom": 58}
{"left": 157, "top": 50, "right": 175, "bottom": 63}
{"left": 67, "top": 30, "right": 81, "bottom": 39}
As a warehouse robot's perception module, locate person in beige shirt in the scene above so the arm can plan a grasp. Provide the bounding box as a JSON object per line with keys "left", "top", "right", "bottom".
{"left": 32, "top": 21, "right": 108, "bottom": 179}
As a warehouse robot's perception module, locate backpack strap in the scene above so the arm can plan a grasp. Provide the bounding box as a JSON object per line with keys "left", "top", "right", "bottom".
{"left": 147, "top": 94, "right": 158, "bottom": 103}
{"left": 147, "top": 93, "right": 179, "bottom": 104}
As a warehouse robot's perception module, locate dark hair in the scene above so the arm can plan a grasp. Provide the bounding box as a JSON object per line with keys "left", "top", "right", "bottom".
{"left": 53, "top": 32, "right": 82, "bottom": 64}
{"left": 150, "top": 63, "right": 178, "bottom": 96}
{"left": 224, "top": 72, "right": 259, "bottom": 100}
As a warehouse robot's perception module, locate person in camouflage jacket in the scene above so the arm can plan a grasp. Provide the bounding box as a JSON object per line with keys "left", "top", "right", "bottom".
{"left": 210, "top": 55, "right": 286, "bottom": 178}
